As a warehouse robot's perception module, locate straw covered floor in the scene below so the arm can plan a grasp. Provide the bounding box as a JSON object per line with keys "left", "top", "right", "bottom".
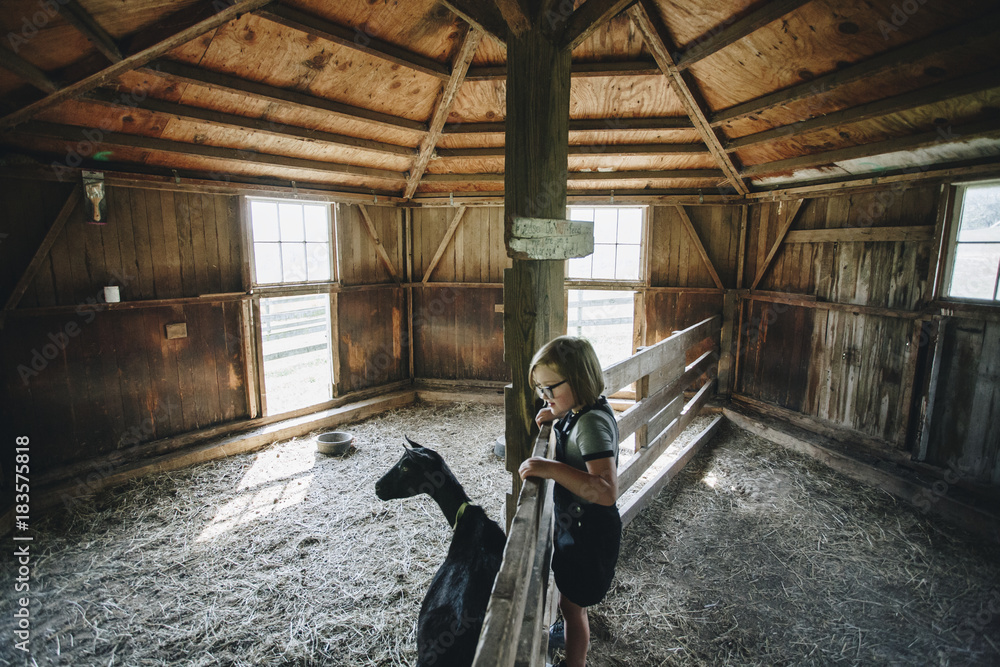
{"left": 2, "top": 402, "right": 998, "bottom": 666}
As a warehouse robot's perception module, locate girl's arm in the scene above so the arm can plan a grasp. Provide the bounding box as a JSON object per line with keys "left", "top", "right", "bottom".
{"left": 518, "top": 456, "right": 618, "bottom": 506}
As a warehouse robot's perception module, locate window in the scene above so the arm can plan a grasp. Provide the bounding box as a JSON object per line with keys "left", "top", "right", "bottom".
{"left": 567, "top": 207, "right": 643, "bottom": 281}
{"left": 250, "top": 199, "right": 332, "bottom": 285}
{"left": 260, "top": 294, "right": 334, "bottom": 415}
{"left": 945, "top": 181, "right": 1000, "bottom": 302}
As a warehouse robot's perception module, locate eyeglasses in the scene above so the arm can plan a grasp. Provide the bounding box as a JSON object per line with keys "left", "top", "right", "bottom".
{"left": 534, "top": 379, "right": 568, "bottom": 400}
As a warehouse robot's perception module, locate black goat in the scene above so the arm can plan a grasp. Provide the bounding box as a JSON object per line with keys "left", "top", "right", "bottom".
{"left": 375, "top": 437, "right": 506, "bottom": 667}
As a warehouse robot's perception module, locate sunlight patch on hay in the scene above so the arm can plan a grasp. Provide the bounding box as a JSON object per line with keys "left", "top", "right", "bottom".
{"left": 198, "top": 474, "right": 314, "bottom": 542}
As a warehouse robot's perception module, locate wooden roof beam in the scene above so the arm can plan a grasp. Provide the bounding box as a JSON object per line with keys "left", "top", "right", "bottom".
{"left": 420, "top": 169, "right": 724, "bottom": 183}
{"left": 559, "top": 0, "right": 636, "bottom": 51}
{"left": 466, "top": 60, "right": 660, "bottom": 80}
{"left": 0, "top": 0, "right": 275, "bottom": 131}
{"left": 147, "top": 59, "right": 427, "bottom": 133}
{"left": 0, "top": 46, "right": 61, "bottom": 93}
{"left": 494, "top": 0, "right": 532, "bottom": 37}
{"left": 442, "top": 116, "right": 694, "bottom": 134}
{"left": 405, "top": 28, "right": 483, "bottom": 199}
{"left": 255, "top": 3, "right": 450, "bottom": 81}
{"left": 740, "top": 118, "right": 1000, "bottom": 178}
{"left": 713, "top": 11, "right": 1000, "bottom": 126}
{"left": 726, "top": 70, "right": 1000, "bottom": 151}
{"left": 435, "top": 143, "right": 708, "bottom": 157}
{"left": 628, "top": 0, "right": 748, "bottom": 194}
{"left": 57, "top": 0, "right": 124, "bottom": 63}
{"left": 441, "top": 0, "right": 508, "bottom": 46}
{"left": 10, "top": 121, "right": 408, "bottom": 183}
{"left": 84, "top": 88, "right": 416, "bottom": 157}
{"left": 674, "top": 0, "right": 812, "bottom": 70}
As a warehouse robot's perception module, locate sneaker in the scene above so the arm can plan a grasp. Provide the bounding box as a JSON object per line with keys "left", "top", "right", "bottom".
{"left": 548, "top": 620, "right": 565, "bottom": 650}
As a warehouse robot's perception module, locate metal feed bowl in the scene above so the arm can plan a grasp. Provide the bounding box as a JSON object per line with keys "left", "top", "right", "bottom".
{"left": 317, "top": 431, "right": 354, "bottom": 456}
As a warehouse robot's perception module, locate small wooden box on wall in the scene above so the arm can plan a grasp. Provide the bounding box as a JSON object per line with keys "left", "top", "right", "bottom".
{"left": 165, "top": 323, "right": 188, "bottom": 339}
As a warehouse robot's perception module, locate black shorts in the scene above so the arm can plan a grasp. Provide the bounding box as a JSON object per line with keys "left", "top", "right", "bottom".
{"left": 551, "top": 496, "right": 622, "bottom": 608}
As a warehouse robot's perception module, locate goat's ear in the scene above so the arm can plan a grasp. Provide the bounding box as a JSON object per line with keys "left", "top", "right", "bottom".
{"left": 403, "top": 435, "right": 422, "bottom": 450}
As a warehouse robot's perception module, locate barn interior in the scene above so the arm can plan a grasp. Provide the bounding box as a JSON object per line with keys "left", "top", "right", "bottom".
{"left": 1, "top": 0, "right": 999, "bottom": 663}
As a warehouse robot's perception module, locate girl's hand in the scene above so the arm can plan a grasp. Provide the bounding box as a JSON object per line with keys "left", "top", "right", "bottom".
{"left": 518, "top": 457, "right": 553, "bottom": 481}
{"left": 535, "top": 407, "right": 557, "bottom": 427}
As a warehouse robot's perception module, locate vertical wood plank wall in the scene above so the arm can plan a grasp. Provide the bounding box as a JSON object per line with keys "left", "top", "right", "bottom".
{"left": 410, "top": 206, "right": 507, "bottom": 381}
{"left": 2, "top": 177, "right": 997, "bottom": 487}
{"left": 0, "top": 179, "right": 247, "bottom": 472}
{"left": 736, "top": 187, "right": 939, "bottom": 448}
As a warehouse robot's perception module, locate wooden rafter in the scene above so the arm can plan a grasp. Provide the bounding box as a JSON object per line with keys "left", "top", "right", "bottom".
{"left": 441, "top": 0, "right": 508, "bottom": 45}
{"left": 466, "top": 60, "right": 660, "bottom": 80}
{"left": 443, "top": 116, "right": 694, "bottom": 134}
{"left": 421, "top": 206, "right": 469, "bottom": 283}
{"left": 712, "top": 11, "right": 1000, "bottom": 126}
{"left": 357, "top": 205, "right": 401, "bottom": 283}
{"left": 674, "top": 0, "right": 812, "bottom": 70}
{"left": 0, "top": 47, "right": 60, "bottom": 93}
{"left": 405, "top": 28, "right": 483, "bottom": 199}
{"left": 148, "top": 59, "right": 427, "bottom": 133}
{"left": 675, "top": 205, "right": 724, "bottom": 289}
{"left": 628, "top": 0, "right": 748, "bottom": 195}
{"left": 751, "top": 198, "right": 805, "bottom": 290}
{"left": 560, "top": 0, "right": 636, "bottom": 51}
{"left": 16, "top": 121, "right": 407, "bottom": 182}
{"left": 57, "top": 0, "right": 123, "bottom": 63}
{"left": 435, "top": 143, "right": 707, "bottom": 158}
{"left": 255, "top": 3, "right": 450, "bottom": 80}
{"left": 0, "top": 0, "right": 275, "bottom": 131}
{"left": 421, "top": 169, "right": 724, "bottom": 183}
{"left": 741, "top": 118, "right": 1000, "bottom": 178}
{"left": 494, "top": 0, "right": 531, "bottom": 37}
{"left": 84, "top": 89, "right": 416, "bottom": 157}
{"left": 726, "top": 70, "right": 1000, "bottom": 152}
{"left": 3, "top": 185, "right": 81, "bottom": 313}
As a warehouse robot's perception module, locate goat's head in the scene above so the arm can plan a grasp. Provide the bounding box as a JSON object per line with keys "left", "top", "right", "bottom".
{"left": 375, "top": 436, "right": 450, "bottom": 501}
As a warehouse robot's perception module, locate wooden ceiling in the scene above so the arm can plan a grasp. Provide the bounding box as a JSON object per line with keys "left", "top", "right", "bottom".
{"left": 1, "top": 0, "right": 999, "bottom": 202}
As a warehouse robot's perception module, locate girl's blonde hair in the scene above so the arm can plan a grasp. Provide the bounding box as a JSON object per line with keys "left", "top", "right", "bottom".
{"left": 528, "top": 336, "right": 605, "bottom": 407}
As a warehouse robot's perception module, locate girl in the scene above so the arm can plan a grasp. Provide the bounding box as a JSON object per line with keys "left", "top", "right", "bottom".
{"left": 518, "top": 336, "right": 621, "bottom": 667}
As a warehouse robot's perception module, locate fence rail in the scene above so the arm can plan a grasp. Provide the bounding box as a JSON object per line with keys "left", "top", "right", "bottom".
{"left": 474, "top": 314, "right": 724, "bottom": 667}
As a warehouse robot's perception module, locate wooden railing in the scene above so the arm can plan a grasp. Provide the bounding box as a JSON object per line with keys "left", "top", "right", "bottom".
{"left": 473, "top": 315, "right": 724, "bottom": 667}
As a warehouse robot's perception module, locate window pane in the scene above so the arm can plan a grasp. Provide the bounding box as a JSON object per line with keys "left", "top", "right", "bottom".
{"left": 950, "top": 243, "right": 1000, "bottom": 299}
{"left": 254, "top": 243, "right": 282, "bottom": 283}
{"left": 618, "top": 212, "right": 642, "bottom": 244}
{"left": 593, "top": 209, "right": 618, "bottom": 244}
{"left": 304, "top": 205, "right": 329, "bottom": 242}
{"left": 568, "top": 207, "right": 595, "bottom": 222}
{"left": 251, "top": 201, "right": 279, "bottom": 242}
{"left": 592, "top": 244, "right": 616, "bottom": 279}
{"left": 306, "top": 242, "right": 331, "bottom": 281}
{"left": 568, "top": 255, "right": 592, "bottom": 280}
{"left": 278, "top": 203, "right": 305, "bottom": 242}
{"left": 957, "top": 184, "right": 1000, "bottom": 243}
{"left": 616, "top": 245, "right": 640, "bottom": 280}
{"left": 281, "top": 244, "right": 307, "bottom": 283}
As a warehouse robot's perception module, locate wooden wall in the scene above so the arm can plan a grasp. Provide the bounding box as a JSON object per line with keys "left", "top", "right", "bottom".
{"left": 0, "top": 179, "right": 247, "bottom": 473}
{"left": 926, "top": 317, "right": 1000, "bottom": 485}
{"left": 410, "top": 206, "right": 508, "bottom": 383}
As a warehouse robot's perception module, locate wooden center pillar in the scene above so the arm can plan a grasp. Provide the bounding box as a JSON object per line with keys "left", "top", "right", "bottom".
{"left": 503, "top": 25, "right": 572, "bottom": 527}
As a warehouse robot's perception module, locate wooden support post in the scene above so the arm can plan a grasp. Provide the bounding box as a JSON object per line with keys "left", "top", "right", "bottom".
{"left": 503, "top": 23, "right": 572, "bottom": 529}
{"left": 717, "top": 290, "right": 738, "bottom": 395}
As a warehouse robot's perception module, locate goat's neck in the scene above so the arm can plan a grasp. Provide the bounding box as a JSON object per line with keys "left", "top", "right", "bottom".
{"left": 430, "top": 478, "right": 472, "bottom": 529}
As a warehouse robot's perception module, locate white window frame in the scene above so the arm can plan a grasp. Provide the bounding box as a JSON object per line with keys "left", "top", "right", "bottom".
{"left": 941, "top": 180, "right": 1000, "bottom": 304}
{"left": 246, "top": 197, "right": 336, "bottom": 287}
{"left": 565, "top": 205, "right": 648, "bottom": 287}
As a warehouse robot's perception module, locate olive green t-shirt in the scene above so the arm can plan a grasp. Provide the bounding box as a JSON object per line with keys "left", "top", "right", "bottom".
{"left": 558, "top": 402, "right": 619, "bottom": 505}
